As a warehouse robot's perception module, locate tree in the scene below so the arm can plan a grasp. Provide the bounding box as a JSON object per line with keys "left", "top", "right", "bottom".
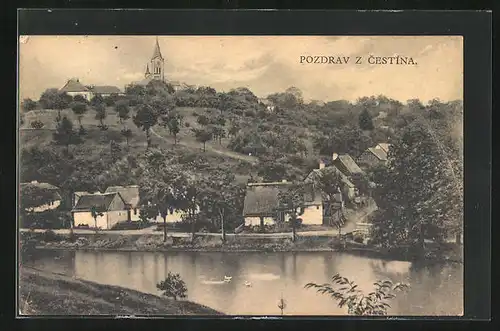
{"left": 90, "top": 205, "right": 105, "bottom": 233}
{"left": 211, "top": 125, "right": 226, "bottom": 145}
{"left": 277, "top": 183, "right": 305, "bottom": 242}
{"left": 156, "top": 272, "right": 188, "bottom": 301}
{"left": 370, "top": 120, "right": 462, "bottom": 254}
{"left": 192, "top": 128, "right": 212, "bottom": 152}
{"left": 94, "top": 103, "right": 108, "bottom": 130}
{"left": 140, "top": 165, "right": 185, "bottom": 242}
{"left": 90, "top": 94, "right": 104, "bottom": 107}
{"left": 21, "top": 98, "right": 37, "bottom": 111}
{"left": 73, "top": 95, "right": 88, "bottom": 104}
{"left": 228, "top": 122, "right": 240, "bottom": 137}
{"left": 316, "top": 168, "right": 347, "bottom": 235}
{"left": 133, "top": 104, "right": 158, "bottom": 149}
{"left": 120, "top": 128, "right": 133, "bottom": 150}
{"left": 115, "top": 100, "right": 131, "bottom": 126}
{"left": 177, "top": 176, "right": 204, "bottom": 242}
{"left": 200, "top": 170, "right": 244, "bottom": 242}
{"left": 39, "top": 89, "right": 72, "bottom": 115}
{"left": 110, "top": 140, "right": 122, "bottom": 163}
{"left": 52, "top": 116, "right": 83, "bottom": 154}
{"left": 257, "top": 159, "right": 287, "bottom": 182}
{"left": 358, "top": 108, "right": 374, "bottom": 131}
{"left": 71, "top": 102, "right": 88, "bottom": 128}
{"left": 305, "top": 274, "right": 409, "bottom": 316}
{"left": 196, "top": 115, "right": 209, "bottom": 126}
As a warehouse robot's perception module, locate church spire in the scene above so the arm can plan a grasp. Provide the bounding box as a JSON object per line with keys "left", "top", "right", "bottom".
{"left": 151, "top": 36, "right": 163, "bottom": 60}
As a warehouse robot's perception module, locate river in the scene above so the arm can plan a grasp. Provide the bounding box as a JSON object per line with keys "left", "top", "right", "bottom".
{"left": 22, "top": 250, "right": 463, "bottom": 316}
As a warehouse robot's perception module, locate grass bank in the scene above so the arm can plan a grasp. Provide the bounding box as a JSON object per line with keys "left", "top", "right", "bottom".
{"left": 20, "top": 231, "right": 463, "bottom": 263}
{"left": 19, "top": 267, "right": 222, "bottom": 316}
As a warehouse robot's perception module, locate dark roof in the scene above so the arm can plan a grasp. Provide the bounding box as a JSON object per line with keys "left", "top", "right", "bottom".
{"left": 304, "top": 167, "right": 355, "bottom": 188}
{"left": 60, "top": 79, "right": 89, "bottom": 93}
{"left": 151, "top": 37, "right": 163, "bottom": 60}
{"left": 105, "top": 185, "right": 139, "bottom": 208}
{"left": 333, "top": 155, "right": 364, "bottom": 175}
{"left": 20, "top": 181, "right": 61, "bottom": 200}
{"left": 72, "top": 192, "right": 124, "bottom": 212}
{"left": 90, "top": 85, "right": 122, "bottom": 94}
{"left": 366, "top": 147, "right": 388, "bottom": 161}
{"left": 243, "top": 182, "right": 291, "bottom": 217}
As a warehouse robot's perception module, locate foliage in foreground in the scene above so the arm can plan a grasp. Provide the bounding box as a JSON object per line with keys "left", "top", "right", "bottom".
{"left": 157, "top": 272, "right": 188, "bottom": 301}
{"left": 305, "top": 273, "right": 409, "bottom": 315}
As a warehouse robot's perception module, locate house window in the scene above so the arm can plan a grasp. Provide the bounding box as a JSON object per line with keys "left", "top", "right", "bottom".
{"left": 134, "top": 208, "right": 137, "bottom": 215}
{"left": 316, "top": 206, "right": 320, "bottom": 210}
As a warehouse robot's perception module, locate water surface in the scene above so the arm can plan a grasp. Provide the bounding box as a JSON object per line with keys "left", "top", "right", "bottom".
{"left": 23, "top": 250, "right": 463, "bottom": 316}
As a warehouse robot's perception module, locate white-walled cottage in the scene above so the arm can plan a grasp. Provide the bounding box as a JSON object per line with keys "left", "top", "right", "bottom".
{"left": 72, "top": 192, "right": 128, "bottom": 229}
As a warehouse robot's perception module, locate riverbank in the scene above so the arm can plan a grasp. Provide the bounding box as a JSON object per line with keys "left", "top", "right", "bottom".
{"left": 19, "top": 267, "right": 222, "bottom": 315}
{"left": 20, "top": 231, "right": 463, "bottom": 264}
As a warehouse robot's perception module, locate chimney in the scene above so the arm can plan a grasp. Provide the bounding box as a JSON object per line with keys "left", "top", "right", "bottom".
{"left": 319, "top": 160, "right": 325, "bottom": 169}
{"left": 332, "top": 153, "right": 339, "bottom": 161}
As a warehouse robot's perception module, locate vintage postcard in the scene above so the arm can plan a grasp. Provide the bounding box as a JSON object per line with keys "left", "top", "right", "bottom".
{"left": 18, "top": 35, "right": 464, "bottom": 317}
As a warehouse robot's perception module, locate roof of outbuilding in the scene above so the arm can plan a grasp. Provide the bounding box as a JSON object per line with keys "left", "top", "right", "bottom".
{"left": 366, "top": 147, "right": 388, "bottom": 161}
{"left": 90, "top": 85, "right": 122, "bottom": 94}
{"left": 72, "top": 192, "right": 124, "bottom": 212}
{"left": 333, "top": 154, "right": 364, "bottom": 176}
{"left": 60, "top": 79, "right": 90, "bottom": 93}
{"left": 105, "top": 185, "right": 140, "bottom": 208}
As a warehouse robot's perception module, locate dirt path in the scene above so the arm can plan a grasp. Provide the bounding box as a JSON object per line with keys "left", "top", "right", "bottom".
{"left": 150, "top": 127, "right": 258, "bottom": 165}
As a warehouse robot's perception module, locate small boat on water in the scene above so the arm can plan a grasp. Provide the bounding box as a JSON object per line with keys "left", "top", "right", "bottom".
{"left": 224, "top": 276, "right": 232, "bottom": 282}
{"left": 244, "top": 281, "right": 252, "bottom": 287}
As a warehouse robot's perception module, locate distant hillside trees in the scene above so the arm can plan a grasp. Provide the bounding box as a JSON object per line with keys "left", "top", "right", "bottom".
{"left": 358, "top": 108, "right": 375, "bottom": 131}
{"left": 39, "top": 89, "right": 72, "bottom": 115}
{"left": 21, "top": 98, "right": 37, "bottom": 111}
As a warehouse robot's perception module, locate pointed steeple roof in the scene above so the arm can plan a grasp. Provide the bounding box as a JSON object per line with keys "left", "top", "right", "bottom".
{"left": 151, "top": 36, "right": 163, "bottom": 60}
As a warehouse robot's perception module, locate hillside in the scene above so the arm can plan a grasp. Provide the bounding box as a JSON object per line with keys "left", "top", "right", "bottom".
{"left": 19, "top": 267, "right": 222, "bottom": 315}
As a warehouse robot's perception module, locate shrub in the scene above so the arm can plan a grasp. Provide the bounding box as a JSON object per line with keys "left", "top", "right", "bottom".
{"left": 244, "top": 109, "right": 256, "bottom": 117}
{"left": 353, "top": 234, "right": 364, "bottom": 244}
{"left": 156, "top": 272, "right": 188, "bottom": 301}
{"left": 184, "top": 122, "right": 191, "bottom": 128}
{"left": 30, "top": 120, "right": 44, "bottom": 129}
{"left": 42, "top": 229, "right": 62, "bottom": 242}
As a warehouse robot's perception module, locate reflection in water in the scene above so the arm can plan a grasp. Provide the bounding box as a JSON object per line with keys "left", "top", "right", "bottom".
{"left": 27, "top": 250, "right": 463, "bottom": 316}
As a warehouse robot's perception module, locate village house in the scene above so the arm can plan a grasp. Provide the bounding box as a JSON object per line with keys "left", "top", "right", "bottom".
{"left": 357, "top": 147, "right": 388, "bottom": 168}
{"left": 242, "top": 180, "right": 325, "bottom": 227}
{"left": 59, "top": 78, "right": 93, "bottom": 101}
{"left": 375, "top": 143, "right": 391, "bottom": 154}
{"left": 20, "top": 181, "right": 62, "bottom": 213}
{"left": 60, "top": 78, "right": 123, "bottom": 100}
{"left": 331, "top": 153, "right": 365, "bottom": 178}
{"left": 304, "top": 160, "right": 357, "bottom": 201}
{"left": 105, "top": 185, "right": 141, "bottom": 221}
{"left": 72, "top": 191, "right": 102, "bottom": 207}
{"left": 71, "top": 192, "right": 129, "bottom": 229}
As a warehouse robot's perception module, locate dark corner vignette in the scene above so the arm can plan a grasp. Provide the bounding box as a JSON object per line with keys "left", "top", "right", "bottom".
{"left": 14, "top": 9, "right": 491, "bottom": 325}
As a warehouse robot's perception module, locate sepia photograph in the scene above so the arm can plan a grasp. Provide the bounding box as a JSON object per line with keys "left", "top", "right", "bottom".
{"left": 18, "top": 35, "right": 464, "bottom": 317}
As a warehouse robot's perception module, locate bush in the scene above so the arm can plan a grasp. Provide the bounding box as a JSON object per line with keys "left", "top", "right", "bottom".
{"left": 42, "top": 229, "right": 62, "bottom": 242}
{"left": 157, "top": 272, "right": 188, "bottom": 300}
{"left": 111, "top": 221, "right": 152, "bottom": 230}
{"left": 31, "top": 120, "right": 44, "bottom": 129}
{"left": 353, "top": 234, "right": 365, "bottom": 244}
{"left": 244, "top": 109, "right": 256, "bottom": 117}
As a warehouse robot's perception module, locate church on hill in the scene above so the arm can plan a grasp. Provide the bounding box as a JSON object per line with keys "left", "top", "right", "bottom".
{"left": 134, "top": 37, "right": 192, "bottom": 91}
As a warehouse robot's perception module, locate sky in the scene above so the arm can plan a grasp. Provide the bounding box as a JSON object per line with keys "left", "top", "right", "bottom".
{"left": 18, "top": 36, "right": 463, "bottom": 103}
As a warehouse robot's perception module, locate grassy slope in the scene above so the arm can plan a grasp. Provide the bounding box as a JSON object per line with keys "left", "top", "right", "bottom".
{"left": 19, "top": 267, "right": 222, "bottom": 315}
{"left": 20, "top": 107, "right": 258, "bottom": 183}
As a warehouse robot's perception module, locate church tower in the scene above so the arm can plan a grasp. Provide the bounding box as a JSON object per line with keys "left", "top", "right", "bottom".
{"left": 144, "top": 37, "right": 164, "bottom": 81}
